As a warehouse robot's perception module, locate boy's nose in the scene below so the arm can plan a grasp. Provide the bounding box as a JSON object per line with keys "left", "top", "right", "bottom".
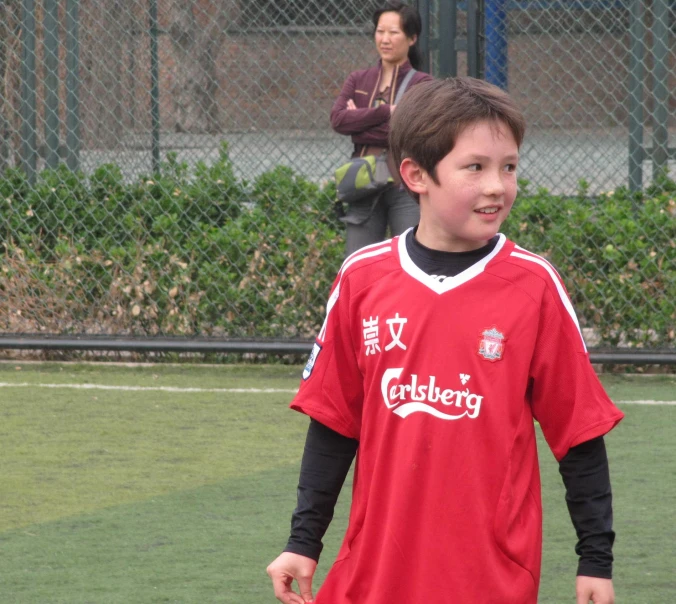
{"left": 484, "top": 173, "right": 506, "bottom": 196}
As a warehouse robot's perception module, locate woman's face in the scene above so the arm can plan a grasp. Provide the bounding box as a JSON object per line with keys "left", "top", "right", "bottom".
{"left": 375, "top": 12, "right": 416, "bottom": 67}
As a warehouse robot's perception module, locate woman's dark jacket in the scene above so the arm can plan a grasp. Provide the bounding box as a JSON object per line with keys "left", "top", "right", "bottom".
{"left": 330, "top": 59, "right": 433, "bottom": 156}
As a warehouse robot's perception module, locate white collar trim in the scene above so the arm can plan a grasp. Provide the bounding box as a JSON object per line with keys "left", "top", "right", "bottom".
{"left": 398, "top": 229, "right": 506, "bottom": 294}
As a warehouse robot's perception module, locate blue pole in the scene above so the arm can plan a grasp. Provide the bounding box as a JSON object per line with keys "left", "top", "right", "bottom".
{"left": 485, "top": 0, "right": 508, "bottom": 89}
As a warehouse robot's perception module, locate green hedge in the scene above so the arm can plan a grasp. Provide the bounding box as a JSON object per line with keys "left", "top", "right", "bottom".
{"left": 0, "top": 146, "right": 674, "bottom": 348}
{"left": 500, "top": 177, "right": 676, "bottom": 347}
{"left": 0, "top": 145, "right": 343, "bottom": 338}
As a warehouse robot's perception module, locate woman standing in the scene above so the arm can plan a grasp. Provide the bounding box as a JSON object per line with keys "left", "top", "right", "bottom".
{"left": 330, "top": 1, "right": 434, "bottom": 256}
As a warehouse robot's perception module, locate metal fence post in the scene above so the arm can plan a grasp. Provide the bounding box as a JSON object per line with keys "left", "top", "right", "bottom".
{"left": 20, "top": 0, "right": 37, "bottom": 182}
{"left": 628, "top": 0, "right": 645, "bottom": 193}
{"left": 651, "top": 0, "right": 670, "bottom": 182}
{"left": 417, "top": 0, "right": 431, "bottom": 75}
{"left": 44, "top": 0, "right": 60, "bottom": 170}
{"left": 467, "top": 0, "right": 480, "bottom": 78}
{"left": 0, "top": 3, "right": 9, "bottom": 172}
{"left": 438, "top": 0, "right": 457, "bottom": 77}
{"left": 65, "top": 0, "right": 81, "bottom": 172}
{"left": 149, "top": 0, "right": 161, "bottom": 175}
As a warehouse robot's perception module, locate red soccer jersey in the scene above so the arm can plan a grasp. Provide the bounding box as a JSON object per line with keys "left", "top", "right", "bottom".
{"left": 291, "top": 233, "right": 624, "bottom": 604}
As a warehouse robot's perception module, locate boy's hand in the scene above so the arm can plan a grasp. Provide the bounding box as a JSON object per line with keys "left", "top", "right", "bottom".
{"left": 576, "top": 576, "right": 615, "bottom": 603}
{"left": 267, "top": 551, "right": 317, "bottom": 604}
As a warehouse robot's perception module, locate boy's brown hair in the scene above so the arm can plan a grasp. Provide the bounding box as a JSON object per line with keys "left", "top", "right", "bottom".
{"left": 389, "top": 77, "right": 526, "bottom": 199}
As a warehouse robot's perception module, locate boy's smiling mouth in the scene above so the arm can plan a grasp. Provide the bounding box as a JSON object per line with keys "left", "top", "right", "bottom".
{"left": 476, "top": 207, "right": 500, "bottom": 214}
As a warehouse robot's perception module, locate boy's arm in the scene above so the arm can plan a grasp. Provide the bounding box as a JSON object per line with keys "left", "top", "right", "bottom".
{"left": 268, "top": 420, "right": 357, "bottom": 603}
{"left": 558, "top": 436, "right": 615, "bottom": 579}
{"left": 284, "top": 419, "right": 359, "bottom": 560}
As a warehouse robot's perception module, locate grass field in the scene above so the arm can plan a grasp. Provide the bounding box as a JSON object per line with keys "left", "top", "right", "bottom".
{"left": 1, "top": 362, "right": 675, "bottom": 603}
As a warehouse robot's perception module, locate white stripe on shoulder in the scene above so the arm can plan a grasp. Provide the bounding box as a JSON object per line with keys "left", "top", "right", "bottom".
{"left": 343, "top": 237, "right": 393, "bottom": 263}
{"left": 510, "top": 250, "right": 586, "bottom": 351}
{"left": 340, "top": 242, "right": 392, "bottom": 278}
{"left": 513, "top": 245, "right": 563, "bottom": 279}
{"left": 318, "top": 242, "right": 392, "bottom": 341}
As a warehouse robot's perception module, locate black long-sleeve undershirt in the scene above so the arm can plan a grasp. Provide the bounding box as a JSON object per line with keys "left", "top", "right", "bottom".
{"left": 559, "top": 437, "right": 615, "bottom": 578}
{"left": 284, "top": 420, "right": 359, "bottom": 561}
{"left": 285, "top": 230, "right": 615, "bottom": 578}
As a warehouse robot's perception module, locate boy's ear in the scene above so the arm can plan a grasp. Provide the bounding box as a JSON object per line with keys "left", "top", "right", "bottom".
{"left": 399, "top": 158, "right": 428, "bottom": 196}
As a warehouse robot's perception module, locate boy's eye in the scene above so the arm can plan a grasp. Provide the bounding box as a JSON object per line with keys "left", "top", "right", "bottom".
{"left": 468, "top": 164, "right": 481, "bottom": 172}
{"left": 504, "top": 164, "right": 517, "bottom": 173}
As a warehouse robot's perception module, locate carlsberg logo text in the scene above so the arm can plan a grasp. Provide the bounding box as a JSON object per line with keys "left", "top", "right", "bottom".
{"left": 381, "top": 368, "right": 483, "bottom": 420}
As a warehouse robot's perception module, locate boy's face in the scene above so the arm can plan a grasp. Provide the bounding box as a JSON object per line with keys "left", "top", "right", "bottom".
{"left": 403, "top": 119, "right": 519, "bottom": 253}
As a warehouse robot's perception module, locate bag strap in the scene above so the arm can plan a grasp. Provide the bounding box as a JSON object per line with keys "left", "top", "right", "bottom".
{"left": 394, "top": 68, "right": 417, "bottom": 105}
{"left": 357, "top": 68, "right": 416, "bottom": 159}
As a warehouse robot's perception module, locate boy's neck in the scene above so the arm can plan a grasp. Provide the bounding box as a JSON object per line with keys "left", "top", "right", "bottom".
{"left": 415, "top": 223, "right": 492, "bottom": 253}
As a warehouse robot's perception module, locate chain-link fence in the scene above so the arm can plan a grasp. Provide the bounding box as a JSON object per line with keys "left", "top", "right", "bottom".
{"left": 0, "top": 0, "right": 674, "bottom": 358}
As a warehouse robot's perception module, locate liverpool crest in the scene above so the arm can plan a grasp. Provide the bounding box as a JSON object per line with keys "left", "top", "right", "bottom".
{"left": 478, "top": 327, "right": 505, "bottom": 362}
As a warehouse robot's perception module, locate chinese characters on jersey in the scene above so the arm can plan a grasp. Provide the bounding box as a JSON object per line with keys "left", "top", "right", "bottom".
{"left": 363, "top": 313, "right": 408, "bottom": 355}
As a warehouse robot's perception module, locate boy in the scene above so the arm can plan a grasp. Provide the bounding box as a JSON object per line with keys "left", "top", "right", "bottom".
{"left": 267, "top": 78, "right": 623, "bottom": 604}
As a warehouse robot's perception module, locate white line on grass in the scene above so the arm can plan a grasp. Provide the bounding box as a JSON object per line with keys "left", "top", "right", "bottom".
{"left": 0, "top": 382, "right": 674, "bottom": 404}
{"left": 615, "top": 399, "right": 676, "bottom": 406}
{"left": 0, "top": 382, "right": 298, "bottom": 394}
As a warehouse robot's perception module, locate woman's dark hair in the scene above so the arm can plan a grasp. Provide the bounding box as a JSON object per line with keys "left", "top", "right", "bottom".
{"left": 372, "top": 1, "right": 423, "bottom": 70}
